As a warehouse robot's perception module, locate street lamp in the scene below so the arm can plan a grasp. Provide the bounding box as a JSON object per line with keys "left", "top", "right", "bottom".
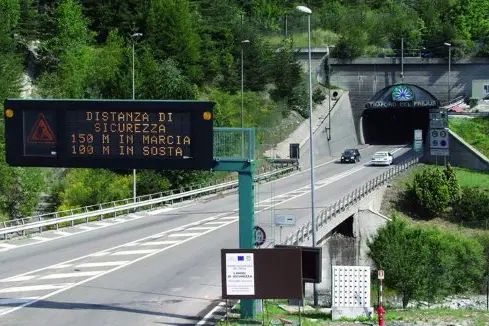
{"left": 444, "top": 42, "right": 451, "bottom": 103}
{"left": 326, "top": 45, "right": 335, "bottom": 141}
{"left": 241, "top": 39, "right": 250, "bottom": 157}
{"left": 131, "top": 32, "right": 143, "bottom": 203}
{"left": 296, "top": 4, "right": 318, "bottom": 307}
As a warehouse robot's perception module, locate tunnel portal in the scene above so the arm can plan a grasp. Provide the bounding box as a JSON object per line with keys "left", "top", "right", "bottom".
{"left": 361, "top": 84, "right": 440, "bottom": 145}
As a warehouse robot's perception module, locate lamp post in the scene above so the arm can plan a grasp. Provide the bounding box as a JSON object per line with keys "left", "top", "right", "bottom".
{"left": 327, "top": 45, "right": 335, "bottom": 141}
{"left": 296, "top": 5, "right": 318, "bottom": 307}
{"left": 444, "top": 42, "right": 451, "bottom": 103}
{"left": 241, "top": 39, "right": 250, "bottom": 156}
{"left": 131, "top": 32, "right": 143, "bottom": 203}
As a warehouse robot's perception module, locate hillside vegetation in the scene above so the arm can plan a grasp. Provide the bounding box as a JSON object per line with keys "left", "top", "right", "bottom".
{"left": 1, "top": 0, "right": 489, "bottom": 221}
{"left": 449, "top": 117, "right": 489, "bottom": 158}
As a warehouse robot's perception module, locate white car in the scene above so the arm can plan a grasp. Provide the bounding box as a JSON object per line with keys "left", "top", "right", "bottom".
{"left": 371, "top": 151, "right": 393, "bottom": 166}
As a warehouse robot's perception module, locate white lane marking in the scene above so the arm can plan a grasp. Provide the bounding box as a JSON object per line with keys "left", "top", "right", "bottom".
{"left": 78, "top": 226, "right": 96, "bottom": 231}
{"left": 0, "top": 297, "right": 39, "bottom": 305}
{"left": 75, "top": 262, "right": 129, "bottom": 268}
{"left": 147, "top": 207, "right": 177, "bottom": 215}
{"left": 196, "top": 301, "right": 227, "bottom": 326}
{"left": 140, "top": 241, "right": 180, "bottom": 246}
{"left": 54, "top": 231, "right": 72, "bottom": 236}
{"left": 168, "top": 233, "right": 201, "bottom": 237}
{"left": 204, "top": 221, "right": 228, "bottom": 225}
{"left": 112, "top": 249, "right": 158, "bottom": 256}
{"left": 93, "top": 222, "right": 111, "bottom": 227}
{"left": 0, "top": 243, "right": 17, "bottom": 249}
{"left": 0, "top": 284, "right": 74, "bottom": 293}
{"left": 31, "top": 236, "right": 51, "bottom": 241}
{"left": 90, "top": 252, "right": 111, "bottom": 257}
{"left": 0, "top": 217, "right": 238, "bottom": 317}
{"left": 186, "top": 227, "right": 215, "bottom": 231}
{"left": 46, "top": 264, "right": 73, "bottom": 269}
{"left": 122, "top": 243, "right": 140, "bottom": 247}
{"left": 0, "top": 275, "right": 38, "bottom": 283}
{"left": 40, "top": 271, "right": 104, "bottom": 279}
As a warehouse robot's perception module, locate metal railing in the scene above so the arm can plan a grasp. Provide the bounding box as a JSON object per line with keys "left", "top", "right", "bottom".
{"left": 283, "top": 156, "right": 420, "bottom": 246}
{"left": 0, "top": 165, "right": 296, "bottom": 239}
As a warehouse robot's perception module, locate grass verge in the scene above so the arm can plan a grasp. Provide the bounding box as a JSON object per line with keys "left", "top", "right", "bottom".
{"left": 217, "top": 301, "right": 489, "bottom": 325}
{"left": 449, "top": 117, "right": 489, "bottom": 158}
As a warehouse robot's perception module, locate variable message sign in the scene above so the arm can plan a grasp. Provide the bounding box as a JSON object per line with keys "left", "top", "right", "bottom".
{"left": 4, "top": 99, "right": 215, "bottom": 170}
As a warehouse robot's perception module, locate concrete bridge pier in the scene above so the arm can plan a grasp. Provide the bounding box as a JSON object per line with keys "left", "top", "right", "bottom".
{"left": 303, "top": 186, "right": 391, "bottom": 307}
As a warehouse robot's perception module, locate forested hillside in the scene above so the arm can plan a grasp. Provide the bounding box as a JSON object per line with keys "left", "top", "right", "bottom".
{"left": 0, "top": 0, "right": 488, "bottom": 222}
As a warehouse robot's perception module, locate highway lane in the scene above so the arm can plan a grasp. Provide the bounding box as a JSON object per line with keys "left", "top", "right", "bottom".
{"left": 0, "top": 144, "right": 390, "bottom": 275}
{"left": 0, "top": 144, "right": 411, "bottom": 325}
{"left": 255, "top": 145, "right": 413, "bottom": 245}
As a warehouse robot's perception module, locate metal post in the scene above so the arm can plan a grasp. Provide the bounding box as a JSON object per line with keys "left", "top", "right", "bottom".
{"left": 448, "top": 45, "right": 451, "bottom": 102}
{"left": 131, "top": 33, "right": 142, "bottom": 203}
{"left": 238, "top": 165, "right": 256, "bottom": 319}
{"left": 305, "top": 7, "right": 319, "bottom": 307}
{"left": 444, "top": 42, "right": 452, "bottom": 102}
{"left": 241, "top": 40, "right": 250, "bottom": 157}
{"left": 327, "top": 50, "right": 332, "bottom": 141}
{"left": 241, "top": 44, "right": 244, "bottom": 157}
{"left": 401, "top": 38, "right": 404, "bottom": 83}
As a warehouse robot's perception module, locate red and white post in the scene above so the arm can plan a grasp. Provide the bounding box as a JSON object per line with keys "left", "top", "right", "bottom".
{"left": 377, "top": 269, "right": 386, "bottom": 326}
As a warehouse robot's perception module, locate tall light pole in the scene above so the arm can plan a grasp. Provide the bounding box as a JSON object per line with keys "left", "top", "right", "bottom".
{"left": 444, "top": 42, "right": 452, "bottom": 102}
{"left": 241, "top": 39, "right": 250, "bottom": 156}
{"left": 131, "top": 32, "right": 143, "bottom": 203}
{"left": 401, "top": 38, "right": 404, "bottom": 83}
{"left": 296, "top": 5, "right": 318, "bottom": 308}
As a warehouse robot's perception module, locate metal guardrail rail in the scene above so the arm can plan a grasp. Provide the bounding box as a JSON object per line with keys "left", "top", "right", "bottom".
{"left": 0, "top": 166, "right": 296, "bottom": 239}
{"left": 283, "top": 156, "right": 420, "bottom": 246}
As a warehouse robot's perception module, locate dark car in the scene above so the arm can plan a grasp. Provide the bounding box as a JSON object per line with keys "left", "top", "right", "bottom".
{"left": 341, "top": 149, "right": 361, "bottom": 163}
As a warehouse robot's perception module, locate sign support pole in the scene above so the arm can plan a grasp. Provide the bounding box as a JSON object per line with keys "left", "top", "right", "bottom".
{"left": 238, "top": 167, "right": 257, "bottom": 319}
{"left": 213, "top": 127, "right": 258, "bottom": 320}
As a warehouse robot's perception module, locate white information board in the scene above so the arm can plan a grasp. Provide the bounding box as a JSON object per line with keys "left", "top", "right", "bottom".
{"left": 225, "top": 253, "right": 255, "bottom": 295}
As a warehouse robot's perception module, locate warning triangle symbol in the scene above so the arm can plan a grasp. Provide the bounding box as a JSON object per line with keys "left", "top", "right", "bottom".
{"left": 27, "top": 113, "right": 56, "bottom": 144}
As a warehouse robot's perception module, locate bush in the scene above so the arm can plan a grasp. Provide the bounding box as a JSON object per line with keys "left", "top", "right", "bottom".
{"left": 368, "top": 216, "right": 486, "bottom": 308}
{"left": 407, "top": 168, "right": 451, "bottom": 218}
{"left": 443, "top": 164, "right": 461, "bottom": 204}
{"left": 453, "top": 187, "right": 489, "bottom": 222}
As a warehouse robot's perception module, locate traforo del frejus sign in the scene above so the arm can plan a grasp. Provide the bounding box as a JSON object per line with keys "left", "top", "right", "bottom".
{"left": 365, "top": 85, "right": 439, "bottom": 109}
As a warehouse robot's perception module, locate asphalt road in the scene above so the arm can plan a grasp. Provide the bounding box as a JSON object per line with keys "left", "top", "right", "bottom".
{"left": 0, "top": 144, "right": 413, "bottom": 326}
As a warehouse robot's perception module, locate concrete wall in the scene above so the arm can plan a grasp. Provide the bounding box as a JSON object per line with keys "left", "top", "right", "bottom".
{"left": 422, "top": 128, "right": 489, "bottom": 171}
{"left": 300, "top": 91, "right": 359, "bottom": 168}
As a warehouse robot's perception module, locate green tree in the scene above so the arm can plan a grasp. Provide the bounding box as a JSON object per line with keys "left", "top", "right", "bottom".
{"left": 407, "top": 168, "right": 451, "bottom": 217}
{"left": 58, "top": 169, "right": 132, "bottom": 209}
{"left": 367, "top": 216, "right": 430, "bottom": 308}
{"left": 146, "top": 0, "right": 202, "bottom": 82}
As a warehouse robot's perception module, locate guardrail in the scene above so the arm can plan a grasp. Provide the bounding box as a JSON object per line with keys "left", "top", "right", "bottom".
{"left": 448, "top": 112, "right": 489, "bottom": 117}
{"left": 283, "top": 156, "right": 420, "bottom": 246}
{"left": 0, "top": 166, "right": 297, "bottom": 240}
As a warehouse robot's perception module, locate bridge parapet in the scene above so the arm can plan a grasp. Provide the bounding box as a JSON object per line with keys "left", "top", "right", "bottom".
{"left": 282, "top": 156, "right": 420, "bottom": 247}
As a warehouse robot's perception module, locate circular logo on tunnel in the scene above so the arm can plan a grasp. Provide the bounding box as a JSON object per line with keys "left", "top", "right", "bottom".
{"left": 392, "top": 85, "right": 415, "bottom": 102}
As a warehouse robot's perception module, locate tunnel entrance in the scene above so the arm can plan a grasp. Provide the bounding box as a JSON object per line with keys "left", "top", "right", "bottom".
{"left": 362, "top": 107, "right": 430, "bottom": 144}
{"left": 361, "top": 84, "right": 440, "bottom": 145}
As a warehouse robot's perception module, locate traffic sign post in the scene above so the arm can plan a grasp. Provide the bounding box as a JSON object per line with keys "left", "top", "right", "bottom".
{"left": 429, "top": 108, "right": 449, "bottom": 163}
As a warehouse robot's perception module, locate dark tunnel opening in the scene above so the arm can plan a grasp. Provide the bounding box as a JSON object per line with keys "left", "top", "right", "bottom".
{"left": 362, "top": 107, "right": 430, "bottom": 145}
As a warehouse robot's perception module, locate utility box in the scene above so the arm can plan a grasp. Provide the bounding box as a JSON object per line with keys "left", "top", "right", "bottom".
{"left": 289, "top": 143, "right": 300, "bottom": 159}
{"left": 471, "top": 80, "right": 489, "bottom": 100}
